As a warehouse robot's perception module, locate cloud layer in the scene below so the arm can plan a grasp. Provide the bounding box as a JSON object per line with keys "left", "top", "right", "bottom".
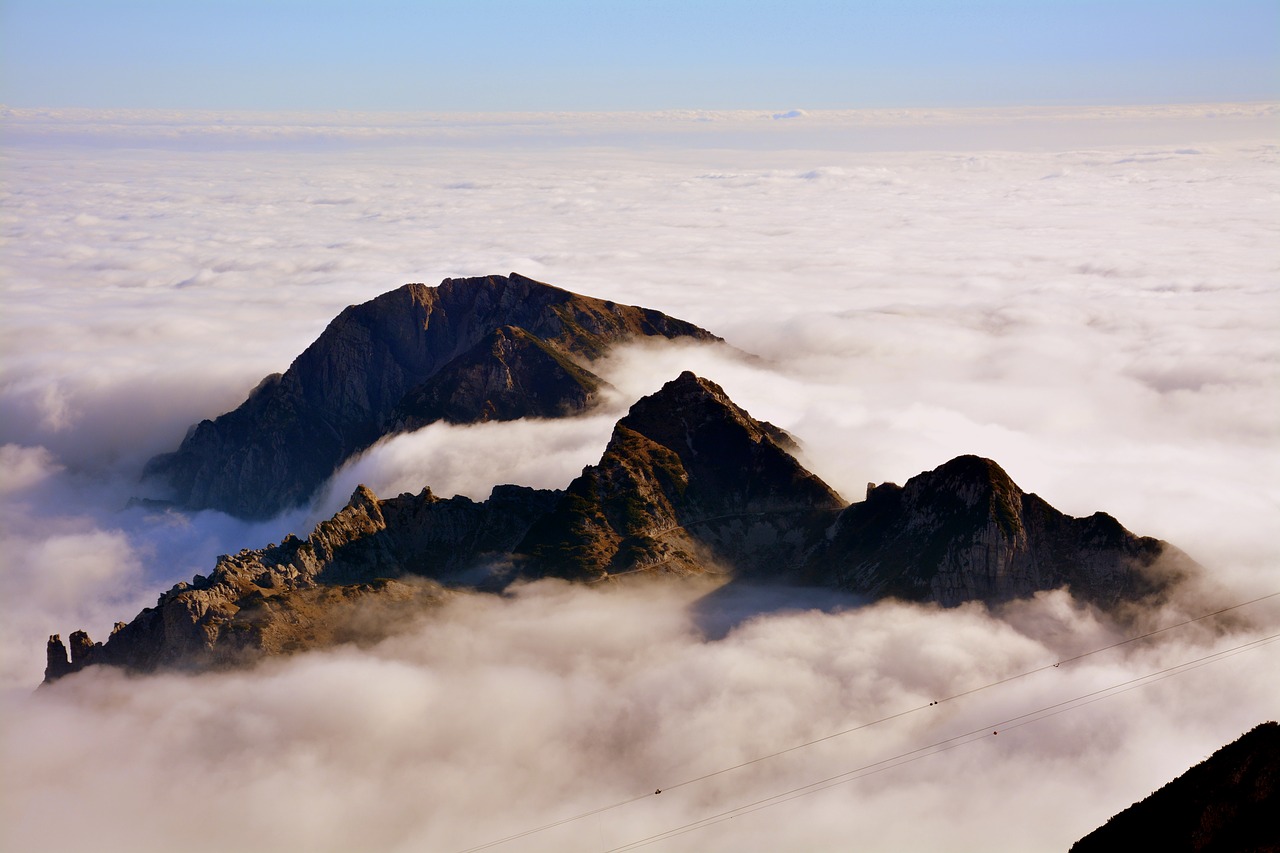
{"left": 1, "top": 107, "right": 1277, "bottom": 850}
{"left": 4, "top": 580, "right": 1276, "bottom": 852}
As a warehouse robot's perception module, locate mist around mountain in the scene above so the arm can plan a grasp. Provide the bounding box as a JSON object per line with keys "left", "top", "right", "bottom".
{"left": 47, "top": 368, "right": 1198, "bottom": 682}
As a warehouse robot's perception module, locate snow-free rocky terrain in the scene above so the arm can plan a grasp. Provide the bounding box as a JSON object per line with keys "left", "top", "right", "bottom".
{"left": 49, "top": 295, "right": 1197, "bottom": 681}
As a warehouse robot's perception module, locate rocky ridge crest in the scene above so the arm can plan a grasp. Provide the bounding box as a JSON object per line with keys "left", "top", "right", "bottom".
{"left": 47, "top": 372, "right": 1193, "bottom": 683}
{"left": 804, "top": 455, "right": 1181, "bottom": 608}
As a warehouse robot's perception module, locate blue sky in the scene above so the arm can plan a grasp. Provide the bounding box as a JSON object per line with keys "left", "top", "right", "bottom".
{"left": 1, "top": 0, "right": 1277, "bottom": 110}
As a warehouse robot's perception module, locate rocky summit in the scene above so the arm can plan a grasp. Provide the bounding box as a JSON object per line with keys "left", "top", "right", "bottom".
{"left": 142, "top": 273, "right": 720, "bottom": 519}
{"left": 517, "top": 371, "right": 847, "bottom": 580}
{"left": 803, "top": 454, "right": 1187, "bottom": 608}
{"left": 47, "top": 372, "right": 1197, "bottom": 684}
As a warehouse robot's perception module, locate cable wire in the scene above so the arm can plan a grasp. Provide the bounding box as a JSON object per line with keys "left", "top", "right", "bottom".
{"left": 451, "top": 588, "right": 1280, "bottom": 853}
{"left": 601, "top": 631, "right": 1280, "bottom": 852}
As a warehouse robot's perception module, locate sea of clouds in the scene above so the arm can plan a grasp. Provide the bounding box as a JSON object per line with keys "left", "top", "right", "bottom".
{"left": 1, "top": 105, "right": 1278, "bottom": 851}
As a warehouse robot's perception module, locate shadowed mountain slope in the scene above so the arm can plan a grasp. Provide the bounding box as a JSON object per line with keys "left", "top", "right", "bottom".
{"left": 1071, "top": 721, "right": 1279, "bottom": 853}
{"left": 143, "top": 273, "right": 720, "bottom": 519}
{"left": 388, "top": 324, "right": 606, "bottom": 431}
{"left": 804, "top": 455, "right": 1190, "bottom": 608}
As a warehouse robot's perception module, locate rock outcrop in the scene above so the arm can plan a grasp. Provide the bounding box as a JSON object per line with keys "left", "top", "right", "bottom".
{"left": 49, "top": 372, "right": 1194, "bottom": 683}
{"left": 143, "top": 273, "right": 720, "bottom": 519}
{"left": 806, "top": 455, "right": 1191, "bottom": 608}
{"left": 1071, "top": 721, "right": 1279, "bottom": 853}
{"left": 46, "top": 483, "right": 560, "bottom": 678}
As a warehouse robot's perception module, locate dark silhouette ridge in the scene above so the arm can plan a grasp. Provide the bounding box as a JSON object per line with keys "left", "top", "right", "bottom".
{"left": 516, "top": 371, "right": 847, "bottom": 582}
{"left": 1071, "top": 721, "right": 1279, "bottom": 853}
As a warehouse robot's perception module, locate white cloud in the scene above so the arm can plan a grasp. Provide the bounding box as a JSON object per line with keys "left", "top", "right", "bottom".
{"left": 0, "top": 514, "right": 146, "bottom": 694}
{"left": 2, "top": 580, "right": 1275, "bottom": 852}
{"left": 0, "top": 107, "right": 1277, "bottom": 850}
{"left": 313, "top": 408, "right": 626, "bottom": 518}
{"left": 0, "top": 444, "right": 61, "bottom": 494}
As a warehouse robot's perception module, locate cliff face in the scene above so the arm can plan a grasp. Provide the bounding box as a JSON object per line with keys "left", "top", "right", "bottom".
{"left": 50, "top": 372, "right": 1193, "bottom": 682}
{"left": 1071, "top": 721, "right": 1280, "bottom": 853}
{"left": 143, "top": 274, "right": 719, "bottom": 519}
{"left": 806, "top": 455, "right": 1190, "bottom": 608}
{"left": 517, "top": 371, "right": 847, "bottom": 580}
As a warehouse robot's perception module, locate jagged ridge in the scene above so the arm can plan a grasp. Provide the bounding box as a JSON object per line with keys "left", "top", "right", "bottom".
{"left": 49, "top": 373, "right": 1193, "bottom": 682}
{"left": 804, "top": 455, "right": 1186, "bottom": 608}
{"left": 48, "top": 482, "right": 560, "bottom": 677}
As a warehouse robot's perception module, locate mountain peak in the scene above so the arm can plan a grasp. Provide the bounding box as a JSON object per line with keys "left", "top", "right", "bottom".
{"left": 808, "top": 452, "right": 1185, "bottom": 607}
{"left": 620, "top": 371, "right": 803, "bottom": 457}
{"left": 346, "top": 483, "right": 381, "bottom": 514}
{"left": 517, "top": 372, "right": 844, "bottom": 581}
{"left": 673, "top": 368, "right": 718, "bottom": 391}
{"left": 142, "top": 275, "right": 720, "bottom": 519}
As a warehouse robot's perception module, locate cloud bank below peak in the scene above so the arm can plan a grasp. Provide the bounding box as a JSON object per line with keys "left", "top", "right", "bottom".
{"left": 5, "top": 579, "right": 1277, "bottom": 853}
{"left": 1, "top": 111, "right": 1277, "bottom": 851}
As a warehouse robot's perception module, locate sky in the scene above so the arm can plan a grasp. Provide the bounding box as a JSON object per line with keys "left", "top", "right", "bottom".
{"left": 2, "top": 0, "right": 1278, "bottom": 110}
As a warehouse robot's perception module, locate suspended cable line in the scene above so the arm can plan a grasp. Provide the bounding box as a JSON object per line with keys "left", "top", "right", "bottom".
{"left": 602, "top": 630, "right": 1280, "bottom": 852}
{"left": 451, "top": 588, "right": 1280, "bottom": 853}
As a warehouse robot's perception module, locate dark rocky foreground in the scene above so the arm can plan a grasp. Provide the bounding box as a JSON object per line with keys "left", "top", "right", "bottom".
{"left": 48, "top": 371, "right": 1196, "bottom": 683}
{"left": 142, "top": 273, "right": 720, "bottom": 519}
{"left": 1071, "top": 721, "right": 1279, "bottom": 853}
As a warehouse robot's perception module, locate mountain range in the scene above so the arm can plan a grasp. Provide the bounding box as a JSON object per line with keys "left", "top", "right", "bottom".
{"left": 49, "top": 358, "right": 1194, "bottom": 680}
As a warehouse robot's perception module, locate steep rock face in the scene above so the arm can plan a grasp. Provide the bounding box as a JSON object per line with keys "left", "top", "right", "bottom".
{"left": 1071, "top": 721, "right": 1279, "bottom": 853}
{"left": 43, "top": 635, "right": 75, "bottom": 683}
{"left": 806, "top": 455, "right": 1186, "bottom": 607}
{"left": 46, "top": 483, "right": 559, "bottom": 677}
{"left": 516, "top": 371, "right": 847, "bottom": 580}
{"left": 144, "top": 273, "right": 719, "bottom": 519}
{"left": 388, "top": 325, "right": 605, "bottom": 431}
